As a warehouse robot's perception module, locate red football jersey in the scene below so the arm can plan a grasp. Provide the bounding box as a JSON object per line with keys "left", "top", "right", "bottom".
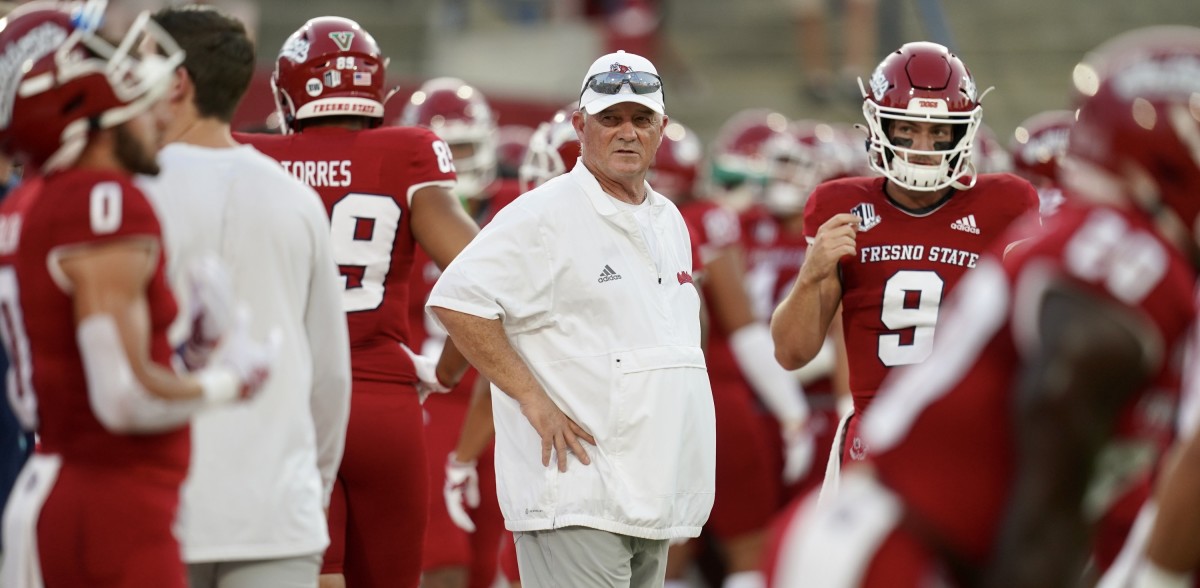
{"left": 239, "top": 126, "right": 456, "bottom": 384}
{"left": 803, "top": 174, "right": 1038, "bottom": 412}
{"left": 406, "top": 178, "right": 523, "bottom": 403}
{"left": 678, "top": 198, "right": 744, "bottom": 387}
{"left": 0, "top": 171, "right": 187, "bottom": 470}
{"left": 863, "top": 201, "right": 1196, "bottom": 565}
{"left": 742, "top": 206, "right": 805, "bottom": 322}
{"left": 742, "top": 205, "right": 834, "bottom": 398}
{"left": 480, "top": 178, "right": 524, "bottom": 225}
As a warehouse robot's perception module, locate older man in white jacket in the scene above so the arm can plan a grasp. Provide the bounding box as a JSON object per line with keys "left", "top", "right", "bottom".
{"left": 428, "top": 50, "right": 715, "bottom": 588}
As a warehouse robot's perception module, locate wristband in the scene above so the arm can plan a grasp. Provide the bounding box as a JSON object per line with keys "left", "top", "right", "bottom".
{"left": 1134, "top": 562, "right": 1190, "bottom": 588}
{"left": 196, "top": 368, "right": 240, "bottom": 405}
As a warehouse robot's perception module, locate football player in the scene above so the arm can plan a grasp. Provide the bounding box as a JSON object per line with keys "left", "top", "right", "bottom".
{"left": 770, "top": 42, "right": 1038, "bottom": 490}
{"left": 705, "top": 108, "right": 790, "bottom": 213}
{"left": 0, "top": 2, "right": 273, "bottom": 586}
{"left": 399, "top": 78, "right": 516, "bottom": 588}
{"left": 518, "top": 107, "right": 583, "bottom": 194}
{"left": 237, "top": 16, "right": 480, "bottom": 588}
{"left": 743, "top": 119, "right": 862, "bottom": 500}
{"left": 1009, "top": 109, "right": 1075, "bottom": 218}
{"left": 653, "top": 121, "right": 813, "bottom": 588}
{"left": 771, "top": 26, "right": 1200, "bottom": 587}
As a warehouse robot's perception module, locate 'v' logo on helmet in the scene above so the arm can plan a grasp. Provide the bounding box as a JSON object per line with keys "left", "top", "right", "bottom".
{"left": 329, "top": 31, "right": 355, "bottom": 51}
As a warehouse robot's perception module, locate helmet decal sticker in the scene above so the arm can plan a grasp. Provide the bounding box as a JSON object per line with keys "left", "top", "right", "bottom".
{"left": 329, "top": 31, "right": 355, "bottom": 52}
{"left": 0, "top": 22, "right": 69, "bottom": 127}
{"left": 279, "top": 35, "right": 309, "bottom": 64}
{"left": 306, "top": 78, "right": 323, "bottom": 97}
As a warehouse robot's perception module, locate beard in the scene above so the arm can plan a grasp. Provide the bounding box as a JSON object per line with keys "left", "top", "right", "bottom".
{"left": 114, "top": 123, "right": 160, "bottom": 176}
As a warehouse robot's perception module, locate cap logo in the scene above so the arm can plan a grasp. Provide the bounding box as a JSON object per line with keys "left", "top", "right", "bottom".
{"left": 609, "top": 62, "right": 633, "bottom": 74}
{"left": 329, "top": 31, "right": 355, "bottom": 52}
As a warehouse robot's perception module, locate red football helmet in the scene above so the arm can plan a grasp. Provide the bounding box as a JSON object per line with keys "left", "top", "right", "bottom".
{"left": 0, "top": 0, "right": 183, "bottom": 171}
{"left": 1063, "top": 26, "right": 1200, "bottom": 261}
{"left": 708, "top": 109, "right": 790, "bottom": 188}
{"left": 272, "top": 16, "right": 390, "bottom": 133}
{"left": 760, "top": 120, "right": 852, "bottom": 215}
{"left": 860, "top": 42, "right": 984, "bottom": 191}
{"left": 519, "top": 108, "right": 581, "bottom": 193}
{"left": 1010, "top": 110, "right": 1074, "bottom": 189}
{"left": 971, "top": 123, "right": 1012, "bottom": 174}
{"left": 399, "top": 77, "right": 497, "bottom": 199}
{"left": 1011, "top": 110, "right": 1073, "bottom": 217}
{"left": 705, "top": 109, "right": 789, "bottom": 210}
{"left": 650, "top": 121, "right": 703, "bottom": 202}
{"left": 829, "top": 122, "right": 873, "bottom": 178}
{"left": 496, "top": 124, "right": 534, "bottom": 180}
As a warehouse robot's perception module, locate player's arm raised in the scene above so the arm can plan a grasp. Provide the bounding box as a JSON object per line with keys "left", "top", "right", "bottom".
{"left": 771, "top": 212, "right": 858, "bottom": 370}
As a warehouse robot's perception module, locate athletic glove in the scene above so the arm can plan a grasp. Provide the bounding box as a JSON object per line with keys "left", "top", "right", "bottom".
{"left": 782, "top": 419, "right": 816, "bottom": 485}
{"left": 444, "top": 452, "right": 481, "bottom": 532}
{"left": 179, "top": 257, "right": 236, "bottom": 370}
{"left": 197, "top": 308, "right": 281, "bottom": 404}
{"left": 402, "top": 344, "right": 451, "bottom": 403}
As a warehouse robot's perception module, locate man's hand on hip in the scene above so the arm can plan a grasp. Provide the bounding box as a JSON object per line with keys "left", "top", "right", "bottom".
{"left": 520, "top": 392, "right": 596, "bottom": 472}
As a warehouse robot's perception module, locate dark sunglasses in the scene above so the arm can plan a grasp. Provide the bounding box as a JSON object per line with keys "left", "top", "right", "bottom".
{"left": 581, "top": 70, "right": 664, "bottom": 98}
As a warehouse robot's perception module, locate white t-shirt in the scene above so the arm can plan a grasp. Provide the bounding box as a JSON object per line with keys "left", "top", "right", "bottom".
{"left": 612, "top": 195, "right": 662, "bottom": 274}
{"left": 139, "top": 143, "right": 351, "bottom": 562}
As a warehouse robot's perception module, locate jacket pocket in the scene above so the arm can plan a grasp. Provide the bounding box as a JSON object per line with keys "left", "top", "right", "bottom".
{"left": 608, "top": 346, "right": 714, "bottom": 502}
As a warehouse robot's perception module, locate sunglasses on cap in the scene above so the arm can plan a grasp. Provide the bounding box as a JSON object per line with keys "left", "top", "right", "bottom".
{"left": 581, "top": 70, "right": 664, "bottom": 98}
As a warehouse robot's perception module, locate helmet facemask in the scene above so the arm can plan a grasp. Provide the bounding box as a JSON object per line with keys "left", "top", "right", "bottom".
{"left": 0, "top": 1, "right": 183, "bottom": 171}
{"left": 862, "top": 96, "right": 982, "bottom": 192}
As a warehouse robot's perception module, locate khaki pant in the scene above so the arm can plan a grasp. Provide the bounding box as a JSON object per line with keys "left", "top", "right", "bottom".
{"left": 188, "top": 553, "right": 323, "bottom": 588}
{"left": 514, "top": 526, "right": 669, "bottom": 588}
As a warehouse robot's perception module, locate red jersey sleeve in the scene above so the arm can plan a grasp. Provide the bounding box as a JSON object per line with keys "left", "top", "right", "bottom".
{"left": 51, "top": 174, "right": 162, "bottom": 246}
{"left": 803, "top": 181, "right": 837, "bottom": 242}
{"left": 402, "top": 127, "right": 457, "bottom": 199}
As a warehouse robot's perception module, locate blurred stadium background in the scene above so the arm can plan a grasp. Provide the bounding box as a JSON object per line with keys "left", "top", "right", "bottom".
{"left": 109, "top": 0, "right": 1200, "bottom": 154}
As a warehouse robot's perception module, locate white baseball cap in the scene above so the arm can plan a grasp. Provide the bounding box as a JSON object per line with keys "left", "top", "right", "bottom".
{"left": 578, "top": 50, "right": 665, "bottom": 115}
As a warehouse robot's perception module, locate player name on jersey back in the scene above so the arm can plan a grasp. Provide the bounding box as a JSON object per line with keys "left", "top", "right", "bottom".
{"left": 858, "top": 244, "right": 980, "bottom": 268}
{"left": 280, "top": 159, "right": 352, "bottom": 188}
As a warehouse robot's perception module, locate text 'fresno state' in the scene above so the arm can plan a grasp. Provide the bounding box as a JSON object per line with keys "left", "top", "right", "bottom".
{"left": 858, "top": 244, "right": 980, "bottom": 268}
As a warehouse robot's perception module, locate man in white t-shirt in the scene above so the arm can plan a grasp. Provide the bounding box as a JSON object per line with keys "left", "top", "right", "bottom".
{"left": 138, "top": 6, "right": 351, "bottom": 587}
{"left": 427, "top": 50, "right": 715, "bottom": 588}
